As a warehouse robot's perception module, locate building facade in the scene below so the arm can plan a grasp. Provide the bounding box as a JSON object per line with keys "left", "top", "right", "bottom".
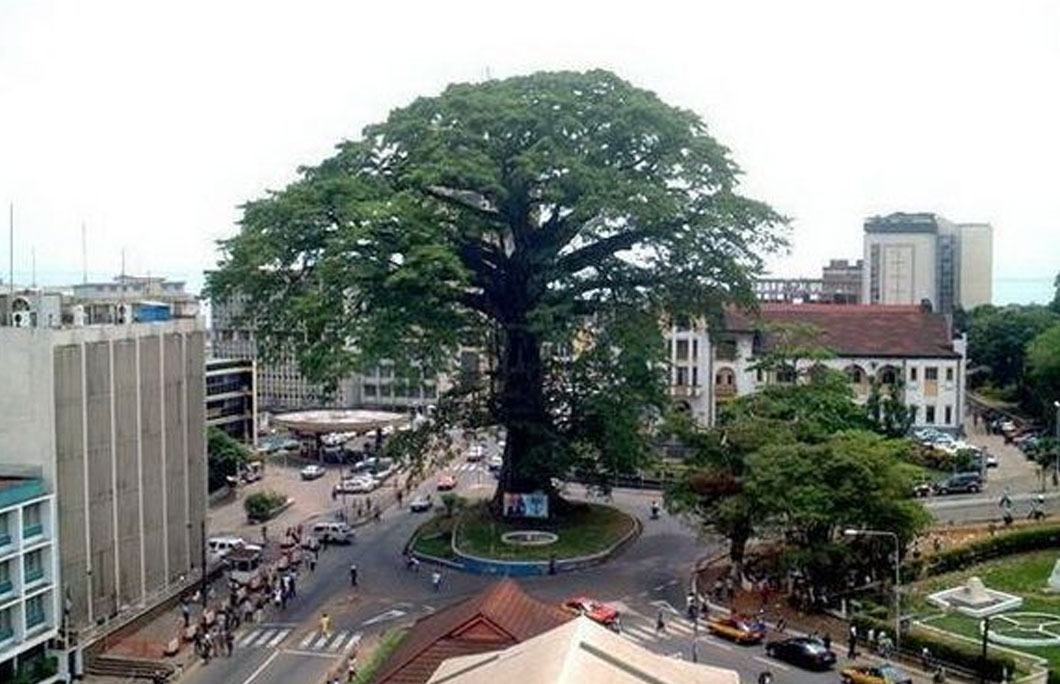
{"left": 206, "top": 358, "right": 257, "bottom": 445}
{"left": 862, "top": 213, "right": 993, "bottom": 312}
{"left": 0, "top": 319, "right": 206, "bottom": 672}
{"left": 0, "top": 467, "right": 60, "bottom": 684}
{"left": 754, "top": 259, "right": 862, "bottom": 305}
{"left": 666, "top": 304, "right": 966, "bottom": 431}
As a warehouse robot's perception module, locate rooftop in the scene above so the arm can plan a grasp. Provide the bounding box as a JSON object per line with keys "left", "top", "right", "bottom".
{"left": 0, "top": 476, "right": 47, "bottom": 509}
{"left": 724, "top": 304, "right": 960, "bottom": 359}
{"left": 864, "top": 212, "right": 940, "bottom": 234}
{"left": 373, "top": 579, "right": 573, "bottom": 684}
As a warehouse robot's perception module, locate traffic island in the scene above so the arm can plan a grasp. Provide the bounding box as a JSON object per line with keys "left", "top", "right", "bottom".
{"left": 409, "top": 500, "right": 640, "bottom": 575}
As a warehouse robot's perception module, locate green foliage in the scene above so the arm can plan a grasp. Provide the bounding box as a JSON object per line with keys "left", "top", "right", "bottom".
{"left": 865, "top": 378, "right": 915, "bottom": 437}
{"left": 244, "top": 490, "right": 286, "bottom": 521}
{"left": 352, "top": 628, "right": 406, "bottom": 684}
{"left": 206, "top": 69, "right": 786, "bottom": 497}
{"left": 10, "top": 655, "right": 58, "bottom": 684}
{"left": 1026, "top": 324, "right": 1060, "bottom": 419}
{"left": 439, "top": 492, "right": 467, "bottom": 518}
{"left": 967, "top": 304, "right": 1058, "bottom": 388}
{"left": 1052, "top": 271, "right": 1060, "bottom": 315}
{"left": 851, "top": 614, "right": 1015, "bottom": 681}
{"left": 925, "top": 524, "right": 1060, "bottom": 576}
{"left": 207, "top": 427, "right": 249, "bottom": 492}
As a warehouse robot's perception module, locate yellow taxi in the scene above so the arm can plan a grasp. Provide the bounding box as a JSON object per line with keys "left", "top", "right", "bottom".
{"left": 840, "top": 664, "right": 913, "bottom": 684}
{"left": 705, "top": 615, "right": 767, "bottom": 644}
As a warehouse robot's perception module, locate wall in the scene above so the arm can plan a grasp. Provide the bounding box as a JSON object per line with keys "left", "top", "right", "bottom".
{"left": 958, "top": 223, "right": 993, "bottom": 309}
{"left": 863, "top": 232, "right": 937, "bottom": 306}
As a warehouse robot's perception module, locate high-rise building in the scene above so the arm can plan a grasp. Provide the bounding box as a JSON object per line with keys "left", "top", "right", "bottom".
{"left": 0, "top": 319, "right": 206, "bottom": 675}
{"left": 206, "top": 358, "right": 257, "bottom": 445}
{"left": 862, "top": 213, "right": 993, "bottom": 312}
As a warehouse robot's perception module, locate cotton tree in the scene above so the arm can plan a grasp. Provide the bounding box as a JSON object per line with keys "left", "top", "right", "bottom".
{"left": 207, "top": 70, "right": 786, "bottom": 513}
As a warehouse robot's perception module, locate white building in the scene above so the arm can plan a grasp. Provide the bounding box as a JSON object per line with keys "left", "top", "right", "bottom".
{"left": 0, "top": 466, "right": 60, "bottom": 684}
{"left": 862, "top": 212, "right": 993, "bottom": 312}
{"left": 667, "top": 304, "right": 966, "bottom": 431}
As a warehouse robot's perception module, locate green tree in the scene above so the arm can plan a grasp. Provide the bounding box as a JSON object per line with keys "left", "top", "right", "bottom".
{"left": 1052, "top": 271, "right": 1060, "bottom": 315}
{"left": 1026, "top": 323, "right": 1060, "bottom": 420}
{"left": 967, "top": 304, "right": 1057, "bottom": 388}
{"left": 208, "top": 427, "right": 249, "bottom": 492}
{"left": 207, "top": 70, "right": 786, "bottom": 512}
{"left": 865, "top": 378, "right": 915, "bottom": 437}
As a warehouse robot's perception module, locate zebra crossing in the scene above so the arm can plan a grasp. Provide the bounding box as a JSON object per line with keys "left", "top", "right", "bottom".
{"left": 236, "top": 623, "right": 362, "bottom": 654}
{"left": 452, "top": 462, "right": 484, "bottom": 473}
{"left": 619, "top": 616, "right": 700, "bottom": 648}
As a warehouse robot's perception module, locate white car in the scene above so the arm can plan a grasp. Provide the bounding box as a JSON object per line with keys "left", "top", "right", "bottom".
{"left": 409, "top": 495, "right": 433, "bottom": 513}
{"left": 300, "top": 464, "right": 326, "bottom": 480}
{"left": 986, "top": 454, "right": 999, "bottom": 468}
{"left": 466, "top": 445, "right": 485, "bottom": 462}
{"left": 487, "top": 455, "right": 503, "bottom": 472}
{"left": 335, "top": 476, "right": 376, "bottom": 494}
{"left": 207, "top": 536, "right": 261, "bottom": 564}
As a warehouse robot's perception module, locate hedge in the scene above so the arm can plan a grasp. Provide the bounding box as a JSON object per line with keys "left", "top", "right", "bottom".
{"left": 244, "top": 490, "right": 287, "bottom": 522}
{"left": 851, "top": 614, "right": 1016, "bottom": 682}
{"left": 924, "top": 525, "right": 1060, "bottom": 576}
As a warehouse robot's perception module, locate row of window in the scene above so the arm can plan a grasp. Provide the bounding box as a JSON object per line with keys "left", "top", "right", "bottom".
{"left": 0, "top": 594, "right": 47, "bottom": 641}
{"left": 0, "top": 550, "right": 46, "bottom": 593}
{"left": 363, "top": 383, "right": 438, "bottom": 399}
{"left": 849, "top": 365, "right": 955, "bottom": 385}
{"left": 0, "top": 505, "right": 43, "bottom": 548}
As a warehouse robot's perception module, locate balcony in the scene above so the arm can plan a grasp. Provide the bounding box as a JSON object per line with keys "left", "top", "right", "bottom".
{"left": 714, "top": 384, "right": 737, "bottom": 399}
{"left": 22, "top": 524, "right": 43, "bottom": 540}
{"left": 671, "top": 386, "right": 700, "bottom": 398}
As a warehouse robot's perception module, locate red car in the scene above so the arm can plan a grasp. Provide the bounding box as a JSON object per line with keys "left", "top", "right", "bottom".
{"left": 563, "top": 597, "right": 620, "bottom": 628}
{"left": 436, "top": 475, "right": 457, "bottom": 491}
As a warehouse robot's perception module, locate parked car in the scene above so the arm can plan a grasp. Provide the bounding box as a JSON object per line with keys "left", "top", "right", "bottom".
{"left": 487, "top": 455, "right": 503, "bottom": 472}
{"left": 985, "top": 453, "right": 999, "bottom": 468}
{"left": 409, "top": 494, "right": 433, "bottom": 513}
{"left": 706, "top": 616, "right": 767, "bottom": 644}
{"left": 562, "top": 597, "right": 620, "bottom": 629}
{"left": 335, "top": 476, "right": 376, "bottom": 494}
{"left": 436, "top": 475, "right": 457, "bottom": 491}
{"left": 764, "top": 637, "right": 836, "bottom": 670}
{"left": 207, "top": 536, "right": 261, "bottom": 564}
{"left": 466, "top": 445, "right": 485, "bottom": 462}
{"left": 841, "top": 664, "right": 912, "bottom": 684}
{"left": 913, "top": 481, "right": 934, "bottom": 498}
{"left": 933, "top": 472, "right": 982, "bottom": 495}
{"left": 311, "top": 521, "right": 353, "bottom": 544}
{"left": 300, "top": 464, "right": 326, "bottom": 480}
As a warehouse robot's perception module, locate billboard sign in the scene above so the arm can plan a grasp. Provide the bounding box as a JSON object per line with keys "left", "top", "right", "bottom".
{"left": 502, "top": 492, "right": 548, "bottom": 519}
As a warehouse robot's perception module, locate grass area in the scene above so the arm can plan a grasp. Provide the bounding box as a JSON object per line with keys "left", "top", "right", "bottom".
{"left": 410, "top": 514, "right": 458, "bottom": 560}
{"left": 454, "top": 500, "right": 636, "bottom": 561}
{"left": 910, "top": 549, "right": 1060, "bottom": 668}
{"left": 353, "top": 628, "right": 406, "bottom": 684}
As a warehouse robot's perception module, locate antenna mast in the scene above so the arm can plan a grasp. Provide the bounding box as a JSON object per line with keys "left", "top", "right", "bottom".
{"left": 82, "top": 221, "right": 87, "bottom": 284}
{"left": 8, "top": 203, "right": 13, "bottom": 295}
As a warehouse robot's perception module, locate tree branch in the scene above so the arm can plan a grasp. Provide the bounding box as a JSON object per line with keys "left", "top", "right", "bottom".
{"left": 555, "top": 228, "right": 652, "bottom": 275}
{"left": 423, "top": 185, "right": 504, "bottom": 223}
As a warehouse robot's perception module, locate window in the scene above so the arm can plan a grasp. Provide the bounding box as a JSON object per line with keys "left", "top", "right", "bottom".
{"left": 847, "top": 366, "right": 865, "bottom": 384}
{"left": 363, "top": 384, "right": 377, "bottom": 398}
{"left": 25, "top": 549, "right": 44, "bottom": 583}
{"left": 0, "top": 607, "right": 11, "bottom": 641}
{"left": 715, "top": 368, "right": 735, "bottom": 386}
{"left": 379, "top": 384, "right": 392, "bottom": 398}
{"left": 0, "top": 512, "right": 9, "bottom": 547}
{"left": 692, "top": 366, "right": 699, "bottom": 387}
{"left": 715, "top": 341, "right": 738, "bottom": 361}
{"left": 879, "top": 367, "right": 897, "bottom": 385}
{"left": 25, "top": 594, "right": 45, "bottom": 629}
{"left": 692, "top": 339, "right": 699, "bottom": 359}
{"left": 675, "top": 340, "right": 689, "bottom": 361}
{"left": 0, "top": 560, "right": 10, "bottom": 595}
{"left": 23, "top": 504, "right": 42, "bottom": 539}
{"left": 909, "top": 367, "right": 918, "bottom": 382}
{"left": 423, "top": 385, "right": 437, "bottom": 399}
{"left": 755, "top": 368, "right": 765, "bottom": 383}
{"left": 925, "top": 405, "right": 936, "bottom": 424}
{"left": 675, "top": 367, "right": 689, "bottom": 387}
{"left": 776, "top": 366, "right": 797, "bottom": 384}
{"left": 925, "top": 367, "right": 938, "bottom": 381}
{"left": 946, "top": 367, "right": 954, "bottom": 382}
{"left": 944, "top": 405, "right": 953, "bottom": 424}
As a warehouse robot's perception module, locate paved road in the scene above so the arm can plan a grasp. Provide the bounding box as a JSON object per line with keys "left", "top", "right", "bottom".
{"left": 924, "top": 489, "right": 1060, "bottom": 524}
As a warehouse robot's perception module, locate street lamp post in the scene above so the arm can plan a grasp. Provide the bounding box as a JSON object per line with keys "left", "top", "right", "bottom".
{"left": 844, "top": 528, "right": 901, "bottom": 655}
{"left": 1053, "top": 401, "right": 1060, "bottom": 486}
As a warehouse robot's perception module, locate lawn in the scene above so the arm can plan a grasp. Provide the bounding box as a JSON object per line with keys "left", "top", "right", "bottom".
{"left": 454, "top": 500, "right": 636, "bottom": 561}
{"left": 910, "top": 549, "right": 1060, "bottom": 669}
{"left": 410, "top": 514, "right": 458, "bottom": 560}
{"left": 353, "top": 628, "right": 405, "bottom": 684}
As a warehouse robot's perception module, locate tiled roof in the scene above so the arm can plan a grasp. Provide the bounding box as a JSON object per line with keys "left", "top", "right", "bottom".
{"left": 373, "top": 579, "right": 573, "bottom": 684}
{"left": 723, "top": 304, "right": 960, "bottom": 359}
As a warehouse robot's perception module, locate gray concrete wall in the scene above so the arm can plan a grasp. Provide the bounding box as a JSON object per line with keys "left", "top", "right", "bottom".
{"left": 113, "top": 339, "right": 142, "bottom": 607}
{"left": 185, "top": 331, "right": 206, "bottom": 576}
{"left": 86, "top": 341, "right": 117, "bottom": 620}
{"left": 163, "top": 333, "right": 187, "bottom": 583}
{"left": 139, "top": 335, "right": 166, "bottom": 595}
{"left": 53, "top": 344, "right": 89, "bottom": 628}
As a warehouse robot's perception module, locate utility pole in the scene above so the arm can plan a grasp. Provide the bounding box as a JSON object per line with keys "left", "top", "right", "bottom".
{"left": 200, "top": 519, "right": 207, "bottom": 602}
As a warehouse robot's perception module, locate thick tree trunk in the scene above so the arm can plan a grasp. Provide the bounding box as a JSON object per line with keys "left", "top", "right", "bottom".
{"left": 491, "top": 321, "right": 559, "bottom": 515}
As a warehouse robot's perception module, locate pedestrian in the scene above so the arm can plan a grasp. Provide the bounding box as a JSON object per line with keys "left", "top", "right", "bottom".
{"left": 655, "top": 608, "right": 667, "bottom": 633}
{"left": 289, "top": 573, "right": 297, "bottom": 598}
{"left": 397, "top": 490, "right": 404, "bottom": 507}
{"left": 181, "top": 597, "right": 190, "bottom": 628}
{"left": 202, "top": 632, "right": 213, "bottom": 663}
{"left": 261, "top": 524, "right": 268, "bottom": 544}
{"left": 776, "top": 618, "right": 787, "bottom": 633}
{"left": 847, "top": 624, "right": 857, "bottom": 659}
{"left": 548, "top": 554, "right": 557, "bottom": 576}
{"left": 921, "top": 646, "right": 933, "bottom": 670}
{"left": 867, "top": 627, "right": 875, "bottom": 652}
{"left": 350, "top": 564, "right": 358, "bottom": 587}
{"left": 309, "top": 555, "right": 317, "bottom": 573}
{"left": 320, "top": 612, "right": 332, "bottom": 639}
{"left": 823, "top": 632, "right": 832, "bottom": 652}
{"left": 432, "top": 570, "right": 442, "bottom": 592}
{"left": 686, "top": 592, "right": 696, "bottom": 619}
{"left": 254, "top": 605, "right": 264, "bottom": 624}
{"left": 225, "top": 630, "right": 234, "bottom": 657}
{"left": 347, "top": 658, "right": 358, "bottom": 683}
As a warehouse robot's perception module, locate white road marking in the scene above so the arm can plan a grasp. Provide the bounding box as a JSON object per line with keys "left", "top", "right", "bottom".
{"left": 252, "top": 630, "right": 276, "bottom": 648}
{"left": 345, "top": 633, "right": 363, "bottom": 650}
{"left": 312, "top": 634, "right": 330, "bottom": 649}
{"left": 754, "top": 656, "right": 790, "bottom": 672}
{"left": 299, "top": 632, "right": 316, "bottom": 649}
{"left": 281, "top": 649, "right": 337, "bottom": 659}
{"left": 700, "top": 638, "right": 733, "bottom": 651}
{"left": 240, "top": 649, "right": 280, "bottom": 684}
{"left": 362, "top": 608, "right": 406, "bottom": 626}
{"left": 328, "top": 632, "right": 348, "bottom": 651}
{"left": 650, "top": 600, "right": 680, "bottom": 615}
{"left": 266, "top": 629, "right": 290, "bottom": 648}
{"left": 670, "top": 621, "right": 694, "bottom": 636}
{"left": 237, "top": 629, "right": 261, "bottom": 647}
{"left": 623, "top": 626, "right": 656, "bottom": 643}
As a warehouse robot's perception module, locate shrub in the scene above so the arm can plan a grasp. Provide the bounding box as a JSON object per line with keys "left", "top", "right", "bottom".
{"left": 926, "top": 525, "right": 1060, "bottom": 576}
{"left": 852, "top": 614, "right": 1016, "bottom": 681}
{"left": 244, "top": 491, "right": 286, "bottom": 521}
{"left": 440, "top": 493, "right": 467, "bottom": 518}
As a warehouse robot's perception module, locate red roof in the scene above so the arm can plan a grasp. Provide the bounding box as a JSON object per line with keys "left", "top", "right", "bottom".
{"left": 372, "top": 579, "right": 573, "bottom": 684}
{"left": 723, "top": 304, "right": 960, "bottom": 359}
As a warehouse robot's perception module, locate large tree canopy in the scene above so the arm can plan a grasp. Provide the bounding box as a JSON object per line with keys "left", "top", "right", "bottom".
{"left": 208, "top": 70, "right": 786, "bottom": 505}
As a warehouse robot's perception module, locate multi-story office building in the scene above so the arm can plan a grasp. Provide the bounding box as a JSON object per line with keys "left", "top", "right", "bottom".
{"left": 754, "top": 259, "right": 862, "bottom": 305}
{"left": 210, "top": 290, "right": 444, "bottom": 414}
{"left": 70, "top": 275, "right": 200, "bottom": 322}
{"left": 666, "top": 304, "right": 966, "bottom": 431}
{"left": 0, "top": 318, "right": 206, "bottom": 674}
{"left": 206, "top": 358, "right": 257, "bottom": 444}
{"left": 0, "top": 466, "right": 59, "bottom": 684}
{"left": 862, "top": 213, "right": 993, "bottom": 312}
{"left": 821, "top": 259, "right": 863, "bottom": 304}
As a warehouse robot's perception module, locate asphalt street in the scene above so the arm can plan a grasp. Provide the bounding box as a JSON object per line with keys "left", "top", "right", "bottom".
{"left": 924, "top": 489, "right": 1060, "bottom": 525}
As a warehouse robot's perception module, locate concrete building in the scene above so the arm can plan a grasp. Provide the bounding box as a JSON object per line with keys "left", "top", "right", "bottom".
{"left": 206, "top": 358, "right": 257, "bottom": 445}
{"left": 0, "top": 466, "right": 60, "bottom": 684}
{"left": 667, "top": 304, "right": 966, "bottom": 431}
{"left": 0, "top": 319, "right": 207, "bottom": 673}
{"left": 754, "top": 259, "right": 862, "bottom": 305}
{"left": 71, "top": 275, "right": 200, "bottom": 322}
{"left": 210, "top": 291, "right": 444, "bottom": 414}
{"left": 862, "top": 213, "right": 993, "bottom": 312}
{"left": 821, "top": 258, "right": 863, "bottom": 304}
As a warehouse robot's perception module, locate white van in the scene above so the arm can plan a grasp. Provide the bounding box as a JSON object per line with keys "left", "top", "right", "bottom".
{"left": 312, "top": 521, "right": 353, "bottom": 545}
{"left": 208, "top": 536, "right": 261, "bottom": 564}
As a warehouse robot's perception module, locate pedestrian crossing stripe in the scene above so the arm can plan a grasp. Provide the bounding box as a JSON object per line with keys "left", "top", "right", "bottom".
{"left": 266, "top": 630, "right": 288, "bottom": 648}
{"left": 236, "top": 627, "right": 360, "bottom": 652}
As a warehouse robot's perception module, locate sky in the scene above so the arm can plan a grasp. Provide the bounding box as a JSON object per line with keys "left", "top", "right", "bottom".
{"left": 0, "top": 0, "right": 1057, "bottom": 304}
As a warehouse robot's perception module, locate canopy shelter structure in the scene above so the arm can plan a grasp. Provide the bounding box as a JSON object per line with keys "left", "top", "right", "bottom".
{"left": 271, "top": 410, "right": 409, "bottom": 461}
